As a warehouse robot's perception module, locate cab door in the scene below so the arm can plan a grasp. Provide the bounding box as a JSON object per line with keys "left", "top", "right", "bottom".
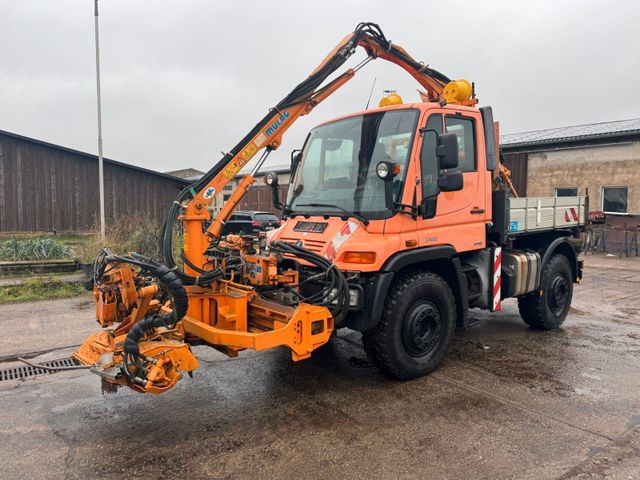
{"left": 415, "top": 109, "right": 488, "bottom": 252}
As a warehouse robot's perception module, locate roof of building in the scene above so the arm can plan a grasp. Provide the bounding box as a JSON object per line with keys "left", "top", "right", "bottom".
{"left": 165, "top": 168, "right": 205, "bottom": 181}
{"left": 501, "top": 118, "right": 640, "bottom": 149}
{"left": 0, "top": 129, "right": 189, "bottom": 184}
{"left": 164, "top": 162, "right": 291, "bottom": 183}
{"left": 239, "top": 162, "right": 291, "bottom": 177}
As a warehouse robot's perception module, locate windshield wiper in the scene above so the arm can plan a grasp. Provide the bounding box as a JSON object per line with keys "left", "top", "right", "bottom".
{"left": 295, "top": 203, "right": 369, "bottom": 226}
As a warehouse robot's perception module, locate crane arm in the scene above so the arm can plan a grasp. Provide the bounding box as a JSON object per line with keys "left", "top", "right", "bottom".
{"left": 159, "top": 23, "right": 451, "bottom": 284}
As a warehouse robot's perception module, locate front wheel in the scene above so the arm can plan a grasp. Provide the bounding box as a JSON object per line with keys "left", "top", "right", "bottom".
{"left": 518, "top": 253, "right": 573, "bottom": 330}
{"left": 362, "top": 271, "right": 456, "bottom": 380}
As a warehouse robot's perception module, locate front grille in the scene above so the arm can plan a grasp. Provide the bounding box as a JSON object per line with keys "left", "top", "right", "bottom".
{"left": 0, "top": 357, "right": 79, "bottom": 382}
{"left": 279, "top": 237, "right": 327, "bottom": 253}
{"left": 293, "top": 221, "right": 328, "bottom": 233}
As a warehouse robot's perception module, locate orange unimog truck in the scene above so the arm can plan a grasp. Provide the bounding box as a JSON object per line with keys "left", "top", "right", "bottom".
{"left": 265, "top": 97, "right": 586, "bottom": 379}
{"left": 69, "top": 23, "right": 586, "bottom": 393}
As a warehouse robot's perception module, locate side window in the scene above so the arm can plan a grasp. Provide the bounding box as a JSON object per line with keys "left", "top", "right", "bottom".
{"left": 421, "top": 115, "right": 443, "bottom": 199}
{"left": 445, "top": 116, "right": 476, "bottom": 172}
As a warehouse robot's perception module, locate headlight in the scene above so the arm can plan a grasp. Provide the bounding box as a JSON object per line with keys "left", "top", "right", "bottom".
{"left": 376, "top": 161, "right": 400, "bottom": 180}
{"left": 376, "top": 161, "right": 390, "bottom": 179}
{"left": 329, "top": 286, "right": 362, "bottom": 309}
{"left": 263, "top": 171, "right": 278, "bottom": 186}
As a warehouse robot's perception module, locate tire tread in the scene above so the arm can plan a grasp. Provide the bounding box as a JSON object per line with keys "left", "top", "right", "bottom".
{"left": 518, "top": 253, "right": 572, "bottom": 330}
{"left": 363, "top": 271, "right": 455, "bottom": 380}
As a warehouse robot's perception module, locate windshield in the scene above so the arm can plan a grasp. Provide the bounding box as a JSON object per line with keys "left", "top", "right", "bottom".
{"left": 287, "top": 109, "right": 418, "bottom": 220}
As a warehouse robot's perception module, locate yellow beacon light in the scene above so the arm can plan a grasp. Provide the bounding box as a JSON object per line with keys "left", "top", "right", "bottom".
{"left": 378, "top": 90, "right": 403, "bottom": 107}
{"left": 442, "top": 79, "right": 473, "bottom": 104}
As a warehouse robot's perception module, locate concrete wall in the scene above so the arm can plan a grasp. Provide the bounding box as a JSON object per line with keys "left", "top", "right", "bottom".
{"left": 526, "top": 141, "right": 640, "bottom": 214}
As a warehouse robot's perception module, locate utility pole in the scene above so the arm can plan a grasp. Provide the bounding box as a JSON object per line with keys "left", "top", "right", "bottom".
{"left": 94, "top": 0, "right": 106, "bottom": 238}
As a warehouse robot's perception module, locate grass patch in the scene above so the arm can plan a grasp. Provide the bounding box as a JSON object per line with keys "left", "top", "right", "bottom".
{"left": 0, "top": 278, "right": 89, "bottom": 304}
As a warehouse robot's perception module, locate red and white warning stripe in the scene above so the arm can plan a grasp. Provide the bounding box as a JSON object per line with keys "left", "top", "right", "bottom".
{"left": 492, "top": 247, "right": 502, "bottom": 312}
{"left": 564, "top": 208, "right": 579, "bottom": 223}
{"left": 325, "top": 221, "right": 359, "bottom": 261}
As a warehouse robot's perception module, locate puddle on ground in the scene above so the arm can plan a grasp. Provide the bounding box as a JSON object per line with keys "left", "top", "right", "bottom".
{"left": 449, "top": 334, "right": 576, "bottom": 397}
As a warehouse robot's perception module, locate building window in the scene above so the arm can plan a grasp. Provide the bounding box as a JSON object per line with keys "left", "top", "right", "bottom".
{"left": 602, "top": 187, "right": 628, "bottom": 213}
{"left": 556, "top": 187, "right": 578, "bottom": 197}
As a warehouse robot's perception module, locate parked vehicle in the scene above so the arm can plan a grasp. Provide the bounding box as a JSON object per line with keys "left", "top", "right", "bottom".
{"left": 222, "top": 211, "right": 281, "bottom": 235}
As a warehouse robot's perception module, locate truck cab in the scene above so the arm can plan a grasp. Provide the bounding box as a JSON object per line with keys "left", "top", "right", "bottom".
{"left": 275, "top": 101, "right": 491, "bottom": 270}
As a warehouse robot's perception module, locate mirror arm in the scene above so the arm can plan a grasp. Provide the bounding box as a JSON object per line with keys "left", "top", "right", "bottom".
{"left": 393, "top": 202, "right": 419, "bottom": 220}
{"left": 383, "top": 181, "right": 394, "bottom": 211}
{"left": 271, "top": 184, "right": 284, "bottom": 210}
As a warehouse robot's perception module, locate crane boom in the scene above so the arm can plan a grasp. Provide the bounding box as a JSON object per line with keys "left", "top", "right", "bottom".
{"left": 160, "top": 23, "right": 453, "bottom": 284}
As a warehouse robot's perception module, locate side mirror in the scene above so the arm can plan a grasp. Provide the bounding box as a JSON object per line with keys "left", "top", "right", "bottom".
{"left": 436, "top": 132, "right": 459, "bottom": 170}
{"left": 438, "top": 171, "right": 464, "bottom": 192}
{"left": 418, "top": 130, "right": 463, "bottom": 219}
{"left": 290, "top": 149, "right": 302, "bottom": 180}
{"left": 376, "top": 161, "right": 400, "bottom": 210}
{"left": 264, "top": 172, "right": 283, "bottom": 210}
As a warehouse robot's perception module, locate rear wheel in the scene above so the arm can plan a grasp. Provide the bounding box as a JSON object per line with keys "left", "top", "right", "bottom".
{"left": 362, "top": 271, "right": 456, "bottom": 380}
{"left": 518, "top": 253, "right": 573, "bottom": 330}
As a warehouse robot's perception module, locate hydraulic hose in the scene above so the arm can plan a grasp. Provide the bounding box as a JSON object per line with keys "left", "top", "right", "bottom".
{"left": 269, "top": 240, "right": 350, "bottom": 325}
{"left": 123, "top": 263, "right": 189, "bottom": 356}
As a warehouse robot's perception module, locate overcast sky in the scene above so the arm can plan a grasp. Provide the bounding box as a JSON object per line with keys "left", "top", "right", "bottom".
{"left": 1, "top": 0, "right": 639, "bottom": 174}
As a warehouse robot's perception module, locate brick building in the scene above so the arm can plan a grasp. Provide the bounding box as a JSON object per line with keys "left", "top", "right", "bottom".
{"left": 501, "top": 118, "right": 640, "bottom": 215}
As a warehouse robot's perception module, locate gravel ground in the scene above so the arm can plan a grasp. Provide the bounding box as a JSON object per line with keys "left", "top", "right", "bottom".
{"left": 0, "top": 255, "right": 638, "bottom": 479}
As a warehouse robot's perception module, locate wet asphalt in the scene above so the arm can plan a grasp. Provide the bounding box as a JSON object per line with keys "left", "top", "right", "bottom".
{"left": 0, "top": 255, "right": 638, "bottom": 479}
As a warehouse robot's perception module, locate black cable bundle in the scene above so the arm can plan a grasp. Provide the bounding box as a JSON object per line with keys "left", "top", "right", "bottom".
{"left": 269, "top": 241, "right": 350, "bottom": 325}
{"left": 92, "top": 249, "right": 191, "bottom": 385}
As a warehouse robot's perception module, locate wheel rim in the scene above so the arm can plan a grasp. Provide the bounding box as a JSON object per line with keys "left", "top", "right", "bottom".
{"left": 548, "top": 274, "right": 569, "bottom": 317}
{"left": 402, "top": 301, "right": 442, "bottom": 358}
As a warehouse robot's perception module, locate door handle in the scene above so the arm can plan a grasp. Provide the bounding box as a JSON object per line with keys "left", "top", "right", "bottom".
{"left": 470, "top": 208, "right": 485, "bottom": 214}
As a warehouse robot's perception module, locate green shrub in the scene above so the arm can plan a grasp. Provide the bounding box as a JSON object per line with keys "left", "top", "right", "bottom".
{"left": 76, "top": 214, "right": 163, "bottom": 263}
{"left": 0, "top": 238, "right": 73, "bottom": 261}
